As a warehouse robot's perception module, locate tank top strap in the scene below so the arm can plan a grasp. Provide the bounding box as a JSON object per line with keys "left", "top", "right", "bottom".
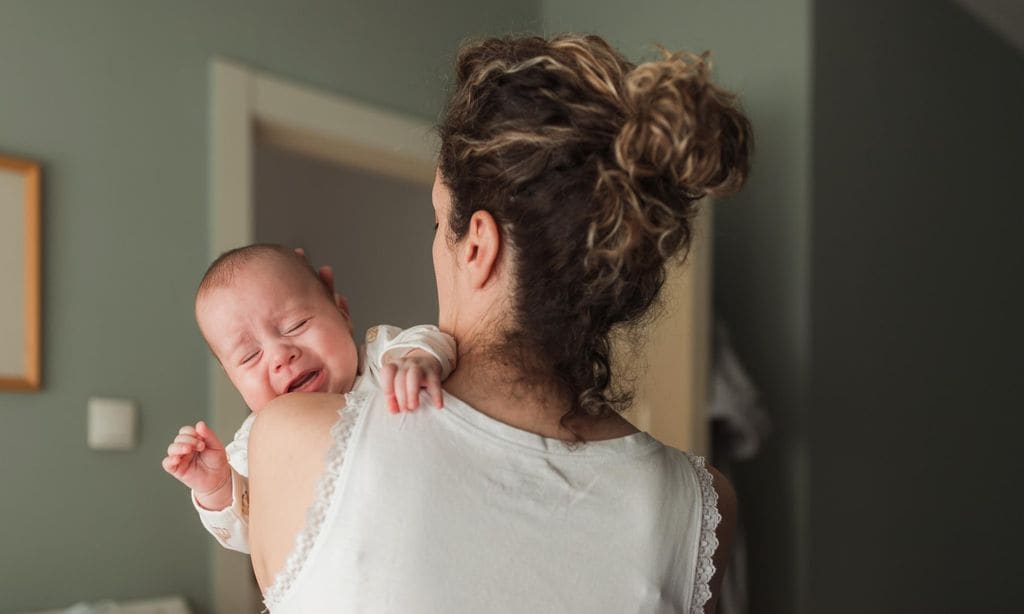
{"left": 681, "top": 451, "right": 722, "bottom": 613}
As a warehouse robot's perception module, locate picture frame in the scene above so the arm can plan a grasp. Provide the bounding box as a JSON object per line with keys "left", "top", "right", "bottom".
{"left": 0, "top": 154, "right": 41, "bottom": 390}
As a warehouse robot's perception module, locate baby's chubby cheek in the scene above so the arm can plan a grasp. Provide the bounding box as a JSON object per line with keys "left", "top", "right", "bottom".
{"left": 235, "top": 381, "right": 273, "bottom": 414}
{"left": 330, "top": 367, "right": 355, "bottom": 394}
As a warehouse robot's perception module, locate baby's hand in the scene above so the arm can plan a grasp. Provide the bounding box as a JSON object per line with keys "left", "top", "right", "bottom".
{"left": 161, "top": 421, "right": 232, "bottom": 509}
{"left": 381, "top": 349, "right": 445, "bottom": 413}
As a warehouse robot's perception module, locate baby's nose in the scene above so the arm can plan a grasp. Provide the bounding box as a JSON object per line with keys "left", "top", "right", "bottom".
{"left": 272, "top": 345, "right": 300, "bottom": 371}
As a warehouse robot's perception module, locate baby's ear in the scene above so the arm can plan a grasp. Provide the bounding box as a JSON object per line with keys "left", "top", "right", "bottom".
{"left": 335, "top": 294, "right": 350, "bottom": 318}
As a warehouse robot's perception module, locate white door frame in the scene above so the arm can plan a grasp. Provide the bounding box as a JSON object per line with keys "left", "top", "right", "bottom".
{"left": 208, "top": 58, "right": 437, "bottom": 613}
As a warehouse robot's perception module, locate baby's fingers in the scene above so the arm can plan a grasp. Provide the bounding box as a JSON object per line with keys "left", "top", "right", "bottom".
{"left": 382, "top": 363, "right": 400, "bottom": 414}
{"left": 167, "top": 441, "right": 197, "bottom": 457}
{"left": 162, "top": 455, "right": 179, "bottom": 473}
{"left": 392, "top": 368, "right": 408, "bottom": 414}
{"left": 195, "top": 421, "right": 225, "bottom": 451}
{"left": 426, "top": 370, "right": 444, "bottom": 409}
{"left": 405, "top": 366, "right": 422, "bottom": 411}
{"left": 174, "top": 433, "right": 205, "bottom": 451}
{"left": 162, "top": 454, "right": 191, "bottom": 480}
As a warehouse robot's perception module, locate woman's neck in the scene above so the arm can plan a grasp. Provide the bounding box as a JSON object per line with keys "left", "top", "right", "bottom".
{"left": 442, "top": 354, "right": 639, "bottom": 442}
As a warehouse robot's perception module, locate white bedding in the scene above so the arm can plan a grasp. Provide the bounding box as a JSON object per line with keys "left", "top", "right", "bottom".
{"left": 14, "top": 596, "right": 190, "bottom": 614}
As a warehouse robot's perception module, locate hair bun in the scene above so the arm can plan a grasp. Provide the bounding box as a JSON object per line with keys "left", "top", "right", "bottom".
{"left": 438, "top": 34, "right": 754, "bottom": 428}
{"left": 615, "top": 50, "right": 751, "bottom": 198}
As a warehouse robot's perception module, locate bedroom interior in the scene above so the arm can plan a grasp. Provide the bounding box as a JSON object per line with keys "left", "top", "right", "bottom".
{"left": 1, "top": 1, "right": 1021, "bottom": 613}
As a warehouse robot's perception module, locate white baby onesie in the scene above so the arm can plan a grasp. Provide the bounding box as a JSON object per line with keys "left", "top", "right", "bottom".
{"left": 191, "top": 324, "right": 456, "bottom": 554}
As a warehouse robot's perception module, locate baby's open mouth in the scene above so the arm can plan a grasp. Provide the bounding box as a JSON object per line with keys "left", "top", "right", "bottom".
{"left": 287, "top": 369, "right": 322, "bottom": 393}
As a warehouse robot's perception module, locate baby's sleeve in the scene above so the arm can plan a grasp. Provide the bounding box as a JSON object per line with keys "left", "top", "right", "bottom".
{"left": 364, "top": 324, "right": 457, "bottom": 384}
{"left": 191, "top": 415, "right": 253, "bottom": 554}
{"left": 192, "top": 469, "right": 250, "bottom": 554}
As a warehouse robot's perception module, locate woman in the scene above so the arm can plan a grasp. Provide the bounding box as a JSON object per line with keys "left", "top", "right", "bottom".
{"left": 249, "top": 33, "right": 752, "bottom": 613}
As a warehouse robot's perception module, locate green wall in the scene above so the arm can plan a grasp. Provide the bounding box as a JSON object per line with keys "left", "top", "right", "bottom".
{"left": 811, "top": 1, "right": 1024, "bottom": 611}
{"left": 0, "top": 2, "right": 539, "bottom": 612}
{"left": 543, "top": 2, "right": 814, "bottom": 612}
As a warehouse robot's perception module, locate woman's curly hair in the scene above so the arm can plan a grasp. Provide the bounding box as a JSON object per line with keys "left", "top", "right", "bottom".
{"left": 438, "top": 33, "right": 752, "bottom": 434}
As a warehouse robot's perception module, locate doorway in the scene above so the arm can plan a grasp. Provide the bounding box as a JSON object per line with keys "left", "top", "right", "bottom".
{"left": 254, "top": 140, "right": 437, "bottom": 342}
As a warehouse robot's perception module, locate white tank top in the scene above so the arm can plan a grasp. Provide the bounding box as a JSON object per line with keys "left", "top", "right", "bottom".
{"left": 263, "top": 385, "right": 721, "bottom": 613}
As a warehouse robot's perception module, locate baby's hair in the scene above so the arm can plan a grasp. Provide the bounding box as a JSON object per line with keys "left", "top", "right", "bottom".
{"left": 196, "top": 243, "right": 330, "bottom": 301}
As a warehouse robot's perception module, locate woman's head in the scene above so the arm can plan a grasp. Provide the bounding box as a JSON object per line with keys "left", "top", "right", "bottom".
{"left": 434, "top": 34, "right": 752, "bottom": 429}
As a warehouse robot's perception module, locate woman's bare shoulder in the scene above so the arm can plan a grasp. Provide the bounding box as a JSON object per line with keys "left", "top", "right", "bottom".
{"left": 248, "top": 392, "right": 348, "bottom": 591}
{"left": 249, "top": 392, "right": 348, "bottom": 450}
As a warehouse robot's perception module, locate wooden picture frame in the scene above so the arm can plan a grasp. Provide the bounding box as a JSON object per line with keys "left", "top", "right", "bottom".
{"left": 0, "top": 155, "right": 40, "bottom": 390}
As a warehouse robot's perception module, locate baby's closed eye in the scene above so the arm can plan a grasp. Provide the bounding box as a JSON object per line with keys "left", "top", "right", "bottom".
{"left": 283, "top": 318, "right": 311, "bottom": 335}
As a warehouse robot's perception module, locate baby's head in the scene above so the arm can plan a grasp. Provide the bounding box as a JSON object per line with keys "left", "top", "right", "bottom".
{"left": 195, "top": 244, "right": 359, "bottom": 413}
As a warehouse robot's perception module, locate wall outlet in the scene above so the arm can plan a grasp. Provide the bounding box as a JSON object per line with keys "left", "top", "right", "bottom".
{"left": 87, "top": 397, "right": 138, "bottom": 450}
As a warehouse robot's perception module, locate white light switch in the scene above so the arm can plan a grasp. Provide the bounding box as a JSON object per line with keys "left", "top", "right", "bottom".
{"left": 88, "top": 397, "right": 138, "bottom": 450}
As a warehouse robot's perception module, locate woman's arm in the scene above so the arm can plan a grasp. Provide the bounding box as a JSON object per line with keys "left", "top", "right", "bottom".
{"left": 705, "top": 466, "right": 738, "bottom": 613}
{"left": 248, "top": 392, "right": 348, "bottom": 591}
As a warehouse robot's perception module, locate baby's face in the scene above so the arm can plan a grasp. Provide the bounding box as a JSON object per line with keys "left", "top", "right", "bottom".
{"left": 196, "top": 262, "right": 359, "bottom": 413}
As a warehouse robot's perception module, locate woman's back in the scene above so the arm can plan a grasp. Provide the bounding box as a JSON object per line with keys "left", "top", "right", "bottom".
{"left": 250, "top": 32, "right": 750, "bottom": 612}
{"left": 262, "top": 388, "right": 720, "bottom": 613}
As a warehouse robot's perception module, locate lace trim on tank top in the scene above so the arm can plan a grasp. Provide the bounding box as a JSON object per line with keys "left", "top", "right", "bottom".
{"left": 262, "top": 391, "right": 369, "bottom": 611}
{"left": 684, "top": 452, "right": 722, "bottom": 614}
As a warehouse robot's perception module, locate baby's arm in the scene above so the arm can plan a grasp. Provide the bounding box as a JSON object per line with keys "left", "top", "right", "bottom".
{"left": 163, "top": 417, "right": 252, "bottom": 554}
{"left": 192, "top": 468, "right": 250, "bottom": 554}
{"left": 366, "top": 325, "right": 457, "bottom": 412}
{"left": 196, "top": 415, "right": 252, "bottom": 553}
